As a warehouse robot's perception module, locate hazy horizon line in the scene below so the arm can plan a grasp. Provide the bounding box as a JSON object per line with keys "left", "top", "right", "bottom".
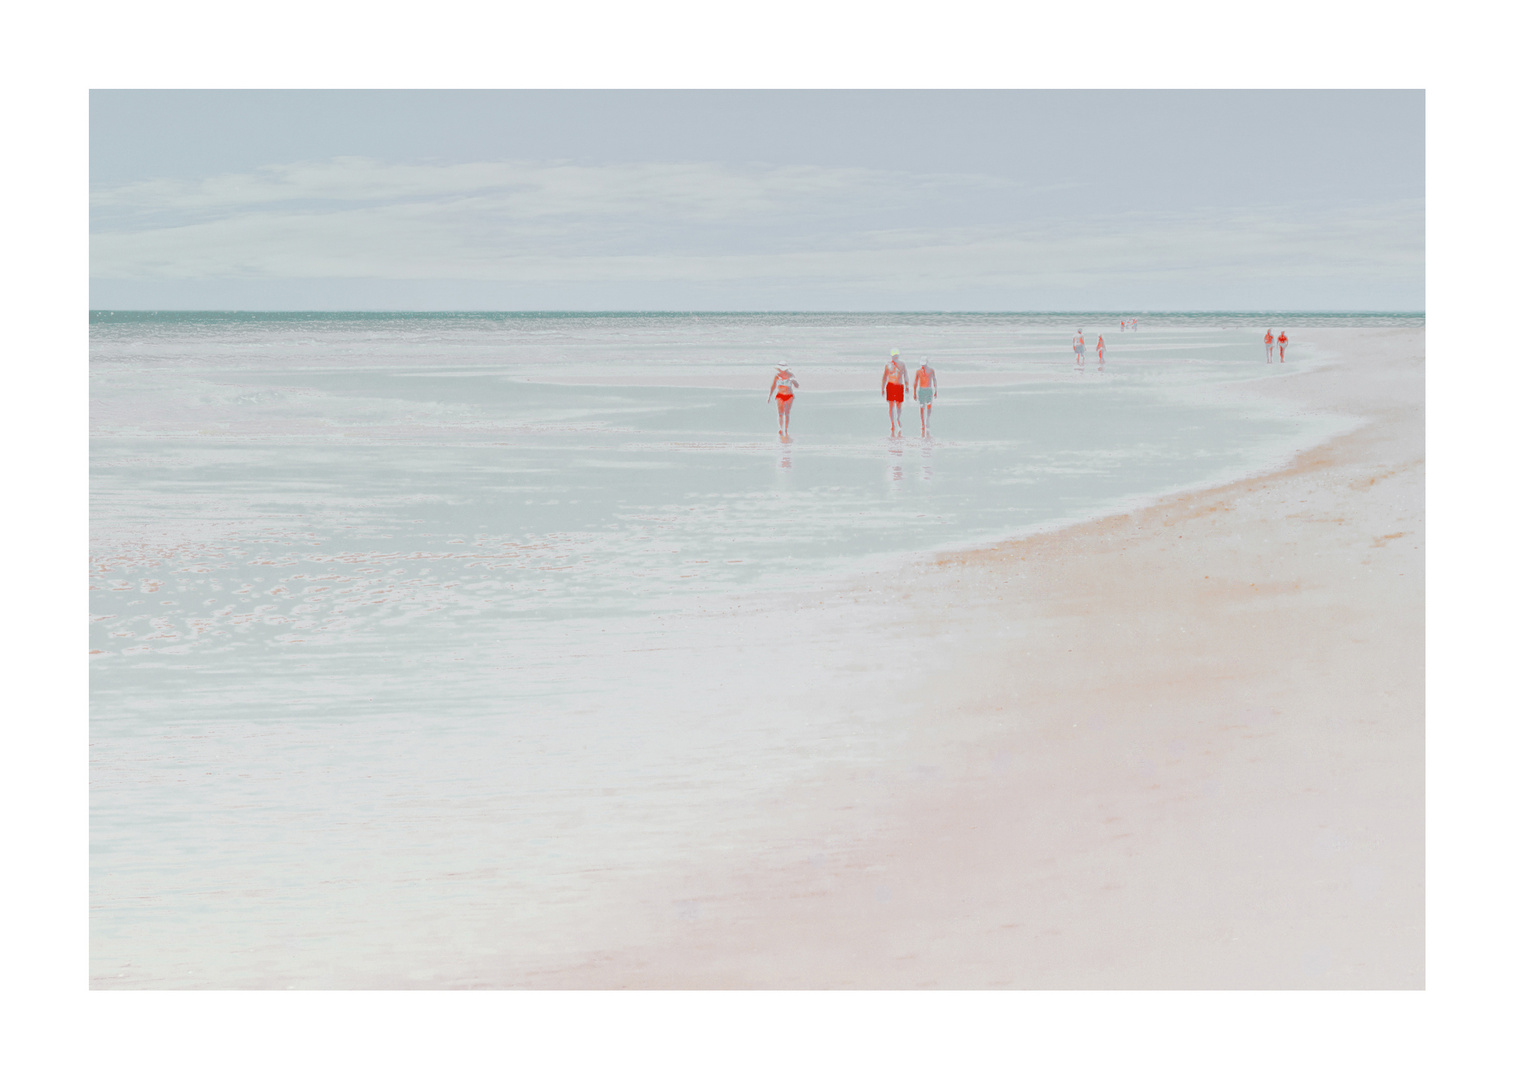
{"left": 89, "top": 308, "right": 1427, "bottom": 316}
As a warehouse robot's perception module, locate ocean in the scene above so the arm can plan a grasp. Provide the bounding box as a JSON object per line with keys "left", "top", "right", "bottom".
{"left": 88, "top": 311, "right": 1416, "bottom": 987}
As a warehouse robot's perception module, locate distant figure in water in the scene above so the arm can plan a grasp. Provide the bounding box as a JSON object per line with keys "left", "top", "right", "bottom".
{"left": 1121, "top": 319, "right": 1127, "bottom": 332}
{"left": 1073, "top": 329, "right": 1085, "bottom": 367}
{"left": 882, "top": 348, "right": 908, "bottom": 436}
{"left": 1278, "top": 332, "right": 1288, "bottom": 362}
{"left": 913, "top": 358, "right": 938, "bottom": 436}
{"left": 1096, "top": 335, "right": 1106, "bottom": 369}
{"left": 1264, "top": 329, "right": 1275, "bottom": 363}
{"left": 768, "top": 364, "right": 798, "bottom": 438}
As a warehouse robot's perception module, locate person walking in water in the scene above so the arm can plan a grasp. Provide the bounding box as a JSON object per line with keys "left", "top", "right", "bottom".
{"left": 1073, "top": 329, "right": 1086, "bottom": 367}
{"left": 882, "top": 348, "right": 908, "bottom": 436}
{"left": 768, "top": 364, "right": 799, "bottom": 438}
{"left": 1277, "top": 331, "right": 1288, "bottom": 362}
{"left": 1096, "top": 334, "right": 1106, "bottom": 370}
{"left": 1264, "top": 329, "right": 1275, "bottom": 363}
{"left": 913, "top": 357, "right": 938, "bottom": 437}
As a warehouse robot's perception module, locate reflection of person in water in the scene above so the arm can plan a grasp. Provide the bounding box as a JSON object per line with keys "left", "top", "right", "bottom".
{"left": 768, "top": 364, "right": 798, "bottom": 438}
{"left": 913, "top": 358, "right": 938, "bottom": 437}
{"left": 881, "top": 348, "right": 907, "bottom": 436}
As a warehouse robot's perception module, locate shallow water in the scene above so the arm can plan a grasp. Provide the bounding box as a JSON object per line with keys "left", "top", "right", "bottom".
{"left": 89, "top": 312, "right": 1368, "bottom": 987}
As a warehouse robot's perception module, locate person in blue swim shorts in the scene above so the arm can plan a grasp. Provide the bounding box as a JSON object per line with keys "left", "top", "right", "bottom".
{"left": 912, "top": 357, "right": 938, "bottom": 437}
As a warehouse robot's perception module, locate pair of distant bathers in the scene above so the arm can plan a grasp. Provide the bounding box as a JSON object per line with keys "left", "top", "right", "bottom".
{"left": 916, "top": 387, "right": 934, "bottom": 404}
{"left": 886, "top": 383, "right": 905, "bottom": 403}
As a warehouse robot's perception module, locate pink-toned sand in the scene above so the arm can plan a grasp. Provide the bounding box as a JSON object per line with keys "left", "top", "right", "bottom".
{"left": 512, "top": 327, "right": 1424, "bottom": 989}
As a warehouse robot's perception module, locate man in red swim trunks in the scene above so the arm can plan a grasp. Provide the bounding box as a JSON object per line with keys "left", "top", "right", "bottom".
{"left": 1264, "top": 329, "right": 1275, "bottom": 363}
{"left": 882, "top": 348, "right": 907, "bottom": 436}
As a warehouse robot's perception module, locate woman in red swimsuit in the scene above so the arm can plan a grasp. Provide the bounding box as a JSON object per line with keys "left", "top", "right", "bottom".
{"left": 768, "top": 364, "right": 798, "bottom": 438}
{"left": 1277, "top": 332, "right": 1288, "bottom": 362}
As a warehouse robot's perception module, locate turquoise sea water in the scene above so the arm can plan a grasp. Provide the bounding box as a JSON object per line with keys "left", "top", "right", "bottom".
{"left": 89, "top": 312, "right": 1377, "bottom": 641}
{"left": 89, "top": 312, "right": 1389, "bottom": 987}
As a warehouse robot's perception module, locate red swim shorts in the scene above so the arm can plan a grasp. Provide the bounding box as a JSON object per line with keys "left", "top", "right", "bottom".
{"left": 886, "top": 383, "right": 904, "bottom": 403}
{"left": 775, "top": 392, "right": 793, "bottom": 402}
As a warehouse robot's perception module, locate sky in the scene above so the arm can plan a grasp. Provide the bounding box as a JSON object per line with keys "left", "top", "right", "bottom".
{"left": 89, "top": 90, "right": 1424, "bottom": 311}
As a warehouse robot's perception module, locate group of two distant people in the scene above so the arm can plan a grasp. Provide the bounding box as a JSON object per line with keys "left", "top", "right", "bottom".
{"left": 1072, "top": 318, "right": 1139, "bottom": 367}
{"left": 767, "top": 349, "right": 938, "bottom": 439}
{"left": 1071, "top": 328, "right": 1106, "bottom": 369}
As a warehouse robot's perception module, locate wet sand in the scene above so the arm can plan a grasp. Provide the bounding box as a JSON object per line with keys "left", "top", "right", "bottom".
{"left": 517, "top": 326, "right": 1424, "bottom": 988}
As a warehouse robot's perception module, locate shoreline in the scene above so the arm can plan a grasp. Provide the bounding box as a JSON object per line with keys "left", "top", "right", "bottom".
{"left": 504, "top": 326, "right": 1424, "bottom": 989}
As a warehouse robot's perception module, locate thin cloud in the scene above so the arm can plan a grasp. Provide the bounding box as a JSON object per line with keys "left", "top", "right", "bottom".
{"left": 91, "top": 157, "right": 1016, "bottom": 228}
{"left": 89, "top": 155, "right": 1422, "bottom": 308}
{"left": 91, "top": 196, "right": 1423, "bottom": 291}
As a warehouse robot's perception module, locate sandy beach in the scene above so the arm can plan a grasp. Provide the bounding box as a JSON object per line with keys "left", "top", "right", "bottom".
{"left": 512, "top": 326, "right": 1424, "bottom": 989}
